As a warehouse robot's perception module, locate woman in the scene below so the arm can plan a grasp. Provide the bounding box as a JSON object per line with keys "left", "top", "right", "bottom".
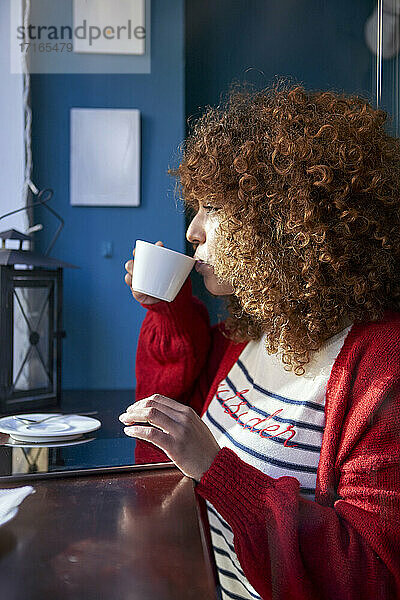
{"left": 120, "top": 80, "right": 400, "bottom": 599}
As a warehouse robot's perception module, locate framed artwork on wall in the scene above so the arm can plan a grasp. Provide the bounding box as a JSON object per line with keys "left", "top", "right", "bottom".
{"left": 73, "top": 0, "right": 146, "bottom": 55}
{"left": 70, "top": 108, "right": 141, "bottom": 207}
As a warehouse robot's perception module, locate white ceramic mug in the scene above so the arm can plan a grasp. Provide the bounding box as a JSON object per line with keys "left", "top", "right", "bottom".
{"left": 131, "top": 240, "right": 196, "bottom": 302}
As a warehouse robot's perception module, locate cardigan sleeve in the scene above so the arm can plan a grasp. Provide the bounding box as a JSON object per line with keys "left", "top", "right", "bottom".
{"left": 195, "top": 326, "right": 400, "bottom": 600}
{"left": 134, "top": 278, "right": 227, "bottom": 463}
{"left": 134, "top": 277, "right": 211, "bottom": 405}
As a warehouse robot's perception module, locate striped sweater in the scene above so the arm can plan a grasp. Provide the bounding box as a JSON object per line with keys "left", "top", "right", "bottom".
{"left": 202, "top": 327, "right": 351, "bottom": 599}
{"left": 134, "top": 279, "right": 400, "bottom": 600}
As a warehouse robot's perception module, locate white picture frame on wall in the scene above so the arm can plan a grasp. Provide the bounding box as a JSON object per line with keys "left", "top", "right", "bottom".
{"left": 73, "top": 0, "right": 146, "bottom": 55}
{"left": 70, "top": 108, "right": 141, "bottom": 207}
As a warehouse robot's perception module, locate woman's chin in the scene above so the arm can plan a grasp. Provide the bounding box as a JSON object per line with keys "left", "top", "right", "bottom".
{"left": 203, "top": 273, "right": 233, "bottom": 296}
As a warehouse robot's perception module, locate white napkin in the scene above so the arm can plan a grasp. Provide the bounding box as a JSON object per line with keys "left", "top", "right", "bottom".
{"left": 0, "top": 486, "right": 35, "bottom": 524}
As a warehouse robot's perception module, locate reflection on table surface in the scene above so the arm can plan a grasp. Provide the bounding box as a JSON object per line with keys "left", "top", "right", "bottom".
{"left": 0, "top": 390, "right": 173, "bottom": 481}
{"left": 0, "top": 466, "right": 218, "bottom": 599}
{"left": 0, "top": 433, "right": 96, "bottom": 448}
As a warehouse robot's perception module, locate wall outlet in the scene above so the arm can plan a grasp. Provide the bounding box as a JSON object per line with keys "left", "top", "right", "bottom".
{"left": 102, "top": 241, "right": 113, "bottom": 258}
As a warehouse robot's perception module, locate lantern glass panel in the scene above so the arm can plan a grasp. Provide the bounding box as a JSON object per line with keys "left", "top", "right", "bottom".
{"left": 12, "top": 285, "right": 52, "bottom": 392}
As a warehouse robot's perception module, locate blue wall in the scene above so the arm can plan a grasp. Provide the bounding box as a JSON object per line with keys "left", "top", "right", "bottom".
{"left": 185, "top": 0, "right": 378, "bottom": 324}
{"left": 31, "top": 0, "right": 185, "bottom": 390}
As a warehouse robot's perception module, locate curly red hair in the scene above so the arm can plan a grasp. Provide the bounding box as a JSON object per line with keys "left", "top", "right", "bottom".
{"left": 168, "top": 78, "right": 400, "bottom": 375}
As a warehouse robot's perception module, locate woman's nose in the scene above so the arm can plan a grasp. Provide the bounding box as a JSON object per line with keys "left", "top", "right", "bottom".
{"left": 186, "top": 213, "right": 206, "bottom": 245}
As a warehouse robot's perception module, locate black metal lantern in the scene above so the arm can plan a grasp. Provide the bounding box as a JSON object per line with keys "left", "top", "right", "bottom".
{"left": 0, "top": 229, "right": 77, "bottom": 413}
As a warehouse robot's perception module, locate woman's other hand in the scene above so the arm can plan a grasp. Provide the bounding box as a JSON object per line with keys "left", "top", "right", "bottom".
{"left": 119, "top": 394, "right": 220, "bottom": 482}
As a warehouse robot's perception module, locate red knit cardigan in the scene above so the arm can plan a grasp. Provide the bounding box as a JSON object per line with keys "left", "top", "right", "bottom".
{"left": 134, "top": 279, "right": 400, "bottom": 600}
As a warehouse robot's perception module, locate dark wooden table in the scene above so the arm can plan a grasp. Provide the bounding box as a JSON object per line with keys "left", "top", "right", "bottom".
{"left": 0, "top": 391, "right": 218, "bottom": 599}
